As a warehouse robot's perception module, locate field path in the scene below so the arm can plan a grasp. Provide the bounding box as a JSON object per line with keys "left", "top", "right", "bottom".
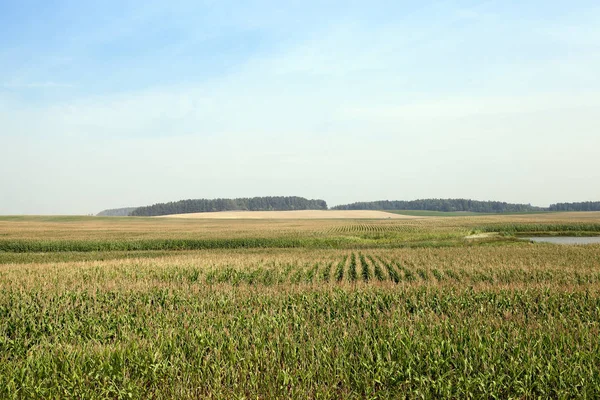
{"left": 156, "top": 210, "right": 421, "bottom": 219}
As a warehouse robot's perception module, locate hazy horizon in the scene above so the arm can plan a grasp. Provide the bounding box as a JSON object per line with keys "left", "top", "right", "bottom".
{"left": 2, "top": 1, "right": 599, "bottom": 215}
{"left": 4, "top": 195, "right": 586, "bottom": 216}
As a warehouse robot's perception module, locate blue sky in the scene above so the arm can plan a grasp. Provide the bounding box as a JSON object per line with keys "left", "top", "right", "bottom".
{"left": 1, "top": 0, "right": 599, "bottom": 214}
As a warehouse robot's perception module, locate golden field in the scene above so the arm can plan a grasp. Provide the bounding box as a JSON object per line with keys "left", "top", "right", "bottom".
{"left": 156, "top": 209, "right": 418, "bottom": 219}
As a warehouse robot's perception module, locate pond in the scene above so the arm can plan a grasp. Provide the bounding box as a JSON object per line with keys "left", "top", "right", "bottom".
{"left": 526, "top": 237, "right": 600, "bottom": 245}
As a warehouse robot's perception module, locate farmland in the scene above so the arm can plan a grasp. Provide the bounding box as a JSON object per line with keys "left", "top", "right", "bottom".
{"left": 1, "top": 213, "right": 600, "bottom": 398}
{"left": 155, "top": 209, "right": 416, "bottom": 219}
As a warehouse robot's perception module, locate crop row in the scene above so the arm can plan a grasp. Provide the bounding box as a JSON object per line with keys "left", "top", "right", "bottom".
{"left": 0, "top": 236, "right": 470, "bottom": 253}
{"left": 68, "top": 252, "right": 597, "bottom": 288}
{"left": 0, "top": 238, "right": 355, "bottom": 252}
{"left": 325, "top": 224, "right": 423, "bottom": 234}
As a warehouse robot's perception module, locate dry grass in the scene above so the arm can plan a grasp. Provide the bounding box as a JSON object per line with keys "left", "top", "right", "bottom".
{"left": 156, "top": 209, "right": 418, "bottom": 219}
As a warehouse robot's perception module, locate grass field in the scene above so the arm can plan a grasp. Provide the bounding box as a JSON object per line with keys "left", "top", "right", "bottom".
{"left": 1, "top": 213, "right": 600, "bottom": 398}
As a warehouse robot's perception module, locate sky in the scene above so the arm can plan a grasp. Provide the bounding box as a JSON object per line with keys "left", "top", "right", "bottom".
{"left": 1, "top": 0, "right": 599, "bottom": 214}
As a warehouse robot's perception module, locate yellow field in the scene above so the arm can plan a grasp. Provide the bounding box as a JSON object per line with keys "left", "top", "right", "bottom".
{"left": 156, "top": 209, "right": 417, "bottom": 219}
{"left": 1, "top": 212, "right": 599, "bottom": 241}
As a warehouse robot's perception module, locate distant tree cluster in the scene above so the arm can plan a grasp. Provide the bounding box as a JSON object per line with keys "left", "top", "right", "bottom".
{"left": 129, "top": 196, "right": 328, "bottom": 217}
{"left": 332, "top": 199, "right": 543, "bottom": 213}
{"left": 548, "top": 202, "right": 600, "bottom": 211}
{"left": 96, "top": 207, "right": 138, "bottom": 217}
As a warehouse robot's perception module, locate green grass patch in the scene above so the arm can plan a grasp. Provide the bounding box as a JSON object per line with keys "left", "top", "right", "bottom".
{"left": 478, "top": 223, "right": 600, "bottom": 236}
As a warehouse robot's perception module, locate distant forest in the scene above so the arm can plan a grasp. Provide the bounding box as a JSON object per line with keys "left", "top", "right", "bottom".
{"left": 129, "top": 196, "right": 328, "bottom": 217}
{"left": 97, "top": 198, "right": 600, "bottom": 217}
{"left": 332, "top": 199, "right": 543, "bottom": 213}
{"left": 96, "top": 207, "right": 138, "bottom": 217}
{"left": 548, "top": 202, "right": 600, "bottom": 211}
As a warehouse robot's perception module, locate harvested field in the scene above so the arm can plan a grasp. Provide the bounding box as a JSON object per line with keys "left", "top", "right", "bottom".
{"left": 157, "top": 209, "right": 418, "bottom": 219}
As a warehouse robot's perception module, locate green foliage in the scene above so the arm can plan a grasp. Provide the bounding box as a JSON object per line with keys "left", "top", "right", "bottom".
{"left": 358, "top": 253, "right": 371, "bottom": 282}
{"left": 321, "top": 262, "right": 332, "bottom": 282}
{"left": 377, "top": 256, "right": 400, "bottom": 283}
{"left": 348, "top": 253, "right": 358, "bottom": 282}
{"left": 549, "top": 201, "right": 600, "bottom": 211}
{"left": 368, "top": 255, "right": 386, "bottom": 281}
{"left": 479, "top": 223, "right": 600, "bottom": 235}
{"left": 1, "top": 286, "right": 599, "bottom": 398}
{"left": 333, "top": 198, "right": 544, "bottom": 213}
{"left": 0, "top": 235, "right": 492, "bottom": 253}
{"left": 335, "top": 256, "right": 347, "bottom": 282}
{"left": 96, "top": 207, "right": 138, "bottom": 217}
{"left": 0, "top": 237, "right": 355, "bottom": 252}
{"left": 130, "top": 196, "right": 328, "bottom": 216}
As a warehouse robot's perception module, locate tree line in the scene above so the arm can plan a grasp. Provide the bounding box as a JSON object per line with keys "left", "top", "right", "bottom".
{"left": 129, "top": 196, "right": 328, "bottom": 217}
{"left": 96, "top": 207, "right": 138, "bottom": 217}
{"left": 548, "top": 202, "right": 600, "bottom": 212}
{"left": 97, "top": 198, "right": 600, "bottom": 217}
{"left": 332, "top": 199, "right": 544, "bottom": 213}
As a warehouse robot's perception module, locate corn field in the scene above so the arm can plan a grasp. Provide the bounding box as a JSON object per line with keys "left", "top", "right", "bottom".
{"left": 1, "top": 215, "right": 600, "bottom": 398}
